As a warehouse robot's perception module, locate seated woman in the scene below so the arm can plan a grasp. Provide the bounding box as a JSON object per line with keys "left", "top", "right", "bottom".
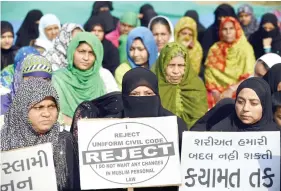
{"left": 84, "top": 15, "right": 120, "bottom": 75}
{"left": 115, "top": 26, "right": 158, "bottom": 89}
{"left": 263, "top": 63, "right": 281, "bottom": 94}
{"left": 153, "top": 42, "right": 208, "bottom": 128}
{"left": 211, "top": 77, "right": 280, "bottom": 132}
{"left": 272, "top": 91, "right": 281, "bottom": 127}
{"left": 52, "top": 32, "right": 119, "bottom": 126}
{"left": 1, "top": 78, "right": 80, "bottom": 191}
{"left": 249, "top": 13, "right": 281, "bottom": 58}
{"left": 204, "top": 16, "right": 255, "bottom": 109}
{"left": 254, "top": 53, "right": 281, "bottom": 77}
{"left": 45, "top": 23, "right": 83, "bottom": 71}
{"left": 148, "top": 15, "right": 174, "bottom": 54}
{"left": 174, "top": 16, "right": 203, "bottom": 75}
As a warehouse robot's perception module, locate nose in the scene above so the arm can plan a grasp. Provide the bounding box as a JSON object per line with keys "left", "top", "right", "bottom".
{"left": 242, "top": 102, "right": 250, "bottom": 112}
{"left": 172, "top": 65, "right": 180, "bottom": 74}
{"left": 133, "top": 49, "right": 140, "bottom": 57}
{"left": 41, "top": 108, "right": 51, "bottom": 117}
{"left": 83, "top": 52, "right": 89, "bottom": 61}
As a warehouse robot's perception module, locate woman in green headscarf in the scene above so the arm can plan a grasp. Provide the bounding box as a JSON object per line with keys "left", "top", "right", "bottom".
{"left": 118, "top": 11, "right": 141, "bottom": 63}
{"left": 153, "top": 42, "right": 208, "bottom": 129}
{"left": 52, "top": 32, "right": 119, "bottom": 126}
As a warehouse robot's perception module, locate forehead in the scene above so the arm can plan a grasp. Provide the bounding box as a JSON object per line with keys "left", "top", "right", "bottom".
{"left": 132, "top": 86, "right": 153, "bottom": 92}
{"left": 152, "top": 23, "right": 170, "bottom": 33}
{"left": 180, "top": 27, "right": 193, "bottom": 34}
{"left": 223, "top": 21, "right": 234, "bottom": 28}
{"left": 1, "top": 31, "right": 13, "bottom": 37}
{"left": 93, "top": 25, "right": 103, "bottom": 30}
{"left": 76, "top": 42, "right": 93, "bottom": 50}
{"left": 239, "top": 12, "right": 251, "bottom": 16}
{"left": 131, "top": 39, "right": 144, "bottom": 47}
{"left": 237, "top": 88, "right": 260, "bottom": 100}
{"left": 263, "top": 22, "right": 275, "bottom": 28}
{"left": 33, "top": 96, "right": 56, "bottom": 106}
{"left": 169, "top": 55, "right": 185, "bottom": 64}
{"left": 45, "top": 24, "right": 59, "bottom": 29}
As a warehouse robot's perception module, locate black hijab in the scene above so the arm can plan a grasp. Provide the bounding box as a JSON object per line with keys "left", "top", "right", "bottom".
{"left": 263, "top": 63, "right": 281, "bottom": 94}
{"left": 15, "top": 10, "right": 43, "bottom": 48}
{"left": 84, "top": 15, "right": 120, "bottom": 74}
{"left": 211, "top": 77, "right": 280, "bottom": 132}
{"left": 139, "top": 4, "right": 158, "bottom": 27}
{"left": 1, "top": 21, "right": 18, "bottom": 69}
{"left": 184, "top": 10, "right": 206, "bottom": 42}
{"left": 191, "top": 98, "right": 235, "bottom": 131}
{"left": 249, "top": 13, "right": 281, "bottom": 58}
{"left": 70, "top": 91, "right": 123, "bottom": 141}
{"left": 201, "top": 4, "right": 236, "bottom": 63}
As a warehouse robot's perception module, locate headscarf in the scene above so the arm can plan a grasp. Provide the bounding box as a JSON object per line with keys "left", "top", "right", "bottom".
{"left": 45, "top": 23, "right": 84, "bottom": 70}
{"left": 237, "top": 4, "right": 259, "bottom": 39}
{"left": 263, "top": 63, "right": 281, "bottom": 94}
{"left": 272, "top": 91, "right": 281, "bottom": 115}
{"left": 254, "top": 53, "right": 281, "bottom": 75}
{"left": 249, "top": 13, "right": 281, "bottom": 58}
{"left": 91, "top": 1, "right": 113, "bottom": 16}
{"left": 191, "top": 98, "right": 235, "bottom": 131}
{"left": 211, "top": 77, "right": 280, "bottom": 132}
{"left": 174, "top": 16, "right": 203, "bottom": 74}
{"left": 154, "top": 42, "right": 208, "bottom": 128}
{"left": 11, "top": 54, "right": 52, "bottom": 98}
{"left": 148, "top": 15, "right": 175, "bottom": 43}
{"left": 126, "top": 27, "right": 158, "bottom": 69}
{"left": 1, "top": 21, "right": 18, "bottom": 69}
{"left": 184, "top": 10, "right": 206, "bottom": 41}
{"left": 120, "top": 11, "right": 141, "bottom": 27}
{"left": 36, "top": 14, "right": 61, "bottom": 52}
{"left": 204, "top": 17, "right": 255, "bottom": 97}
{"left": 52, "top": 32, "right": 106, "bottom": 118}
{"left": 1, "top": 46, "right": 39, "bottom": 90}
{"left": 201, "top": 4, "right": 236, "bottom": 62}
{"left": 1, "top": 78, "right": 69, "bottom": 190}
{"left": 139, "top": 4, "right": 158, "bottom": 27}
{"left": 15, "top": 10, "right": 43, "bottom": 47}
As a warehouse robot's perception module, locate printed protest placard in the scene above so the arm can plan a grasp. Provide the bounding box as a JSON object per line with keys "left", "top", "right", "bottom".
{"left": 180, "top": 132, "right": 280, "bottom": 191}
{"left": 1, "top": 143, "right": 57, "bottom": 191}
{"left": 78, "top": 116, "right": 181, "bottom": 189}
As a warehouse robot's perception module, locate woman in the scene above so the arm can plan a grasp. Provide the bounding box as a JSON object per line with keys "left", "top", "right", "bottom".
{"left": 115, "top": 27, "right": 158, "bottom": 89}
{"left": 1, "top": 21, "right": 18, "bottom": 69}
{"left": 254, "top": 53, "right": 281, "bottom": 77}
{"left": 184, "top": 10, "right": 206, "bottom": 42}
{"left": 191, "top": 98, "right": 235, "bottom": 131}
{"left": 139, "top": 4, "right": 157, "bottom": 27}
{"left": 35, "top": 14, "right": 61, "bottom": 53}
{"left": 1, "top": 46, "right": 40, "bottom": 90}
{"left": 237, "top": 4, "right": 259, "bottom": 39}
{"left": 174, "top": 16, "right": 203, "bottom": 75}
{"left": 1, "top": 54, "right": 52, "bottom": 115}
{"left": 15, "top": 10, "right": 43, "bottom": 47}
{"left": 153, "top": 42, "right": 208, "bottom": 128}
{"left": 211, "top": 77, "right": 280, "bottom": 132}
{"left": 148, "top": 15, "right": 174, "bottom": 53}
{"left": 249, "top": 13, "right": 281, "bottom": 58}
{"left": 44, "top": 23, "right": 83, "bottom": 71}
{"left": 272, "top": 91, "right": 281, "bottom": 127}
{"left": 204, "top": 17, "right": 255, "bottom": 109}
{"left": 52, "top": 32, "right": 119, "bottom": 126}
{"left": 263, "top": 63, "right": 281, "bottom": 94}
{"left": 85, "top": 15, "right": 120, "bottom": 75}
{"left": 201, "top": 4, "right": 236, "bottom": 62}
{"left": 1, "top": 78, "right": 80, "bottom": 191}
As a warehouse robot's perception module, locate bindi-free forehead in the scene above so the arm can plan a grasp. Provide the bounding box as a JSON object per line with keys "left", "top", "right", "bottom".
{"left": 237, "top": 88, "right": 261, "bottom": 102}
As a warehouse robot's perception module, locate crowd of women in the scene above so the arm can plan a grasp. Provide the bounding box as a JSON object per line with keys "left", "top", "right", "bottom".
{"left": 1, "top": 1, "right": 281, "bottom": 190}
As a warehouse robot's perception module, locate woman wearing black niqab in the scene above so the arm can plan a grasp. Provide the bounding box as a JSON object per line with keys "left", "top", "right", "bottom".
{"left": 1, "top": 21, "right": 18, "bottom": 69}
{"left": 184, "top": 10, "right": 206, "bottom": 42}
{"left": 191, "top": 98, "right": 235, "bottom": 131}
{"left": 139, "top": 4, "right": 158, "bottom": 27}
{"left": 211, "top": 77, "right": 280, "bottom": 132}
{"left": 249, "top": 13, "right": 281, "bottom": 59}
{"left": 85, "top": 15, "right": 120, "bottom": 74}
{"left": 263, "top": 63, "right": 281, "bottom": 94}
{"left": 15, "top": 10, "right": 43, "bottom": 48}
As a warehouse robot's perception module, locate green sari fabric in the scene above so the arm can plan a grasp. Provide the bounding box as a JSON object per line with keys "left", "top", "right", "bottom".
{"left": 153, "top": 42, "right": 208, "bottom": 129}
{"left": 52, "top": 32, "right": 105, "bottom": 117}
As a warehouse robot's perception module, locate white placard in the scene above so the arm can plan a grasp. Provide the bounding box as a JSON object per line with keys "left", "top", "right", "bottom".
{"left": 1, "top": 143, "right": 58, "bottom": 191}
{"left": 78, "top": 116, "right": 181, "bottom": 189}
{"left": 180, "top": 132, "right": 280, "bottom": 191}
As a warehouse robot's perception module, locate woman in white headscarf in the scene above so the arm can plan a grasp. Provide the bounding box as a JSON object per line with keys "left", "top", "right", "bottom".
{"left": 254, "top": 53, "right": 281, "bottom": 77}
{"left": 148, "top": 15, "right": 174, "bottom": 54}
{"left": 35, "top": 14, "right": 61, "bottom": 53}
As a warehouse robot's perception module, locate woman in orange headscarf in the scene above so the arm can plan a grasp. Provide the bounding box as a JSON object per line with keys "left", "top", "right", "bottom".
{"left": 204, "top": 17, "right": 255, "bottom": 109}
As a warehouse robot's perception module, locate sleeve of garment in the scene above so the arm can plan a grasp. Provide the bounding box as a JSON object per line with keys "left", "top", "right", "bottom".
{"left": 99, "top": 67, "right": 120, "bottom": 93}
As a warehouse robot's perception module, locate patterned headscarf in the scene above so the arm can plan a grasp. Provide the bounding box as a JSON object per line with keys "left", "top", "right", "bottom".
{"left": 1, "top": 78, "right": 67, "bottom": 190}
{"left": 45, "top": 23, "right": 84, "bottom": 71}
